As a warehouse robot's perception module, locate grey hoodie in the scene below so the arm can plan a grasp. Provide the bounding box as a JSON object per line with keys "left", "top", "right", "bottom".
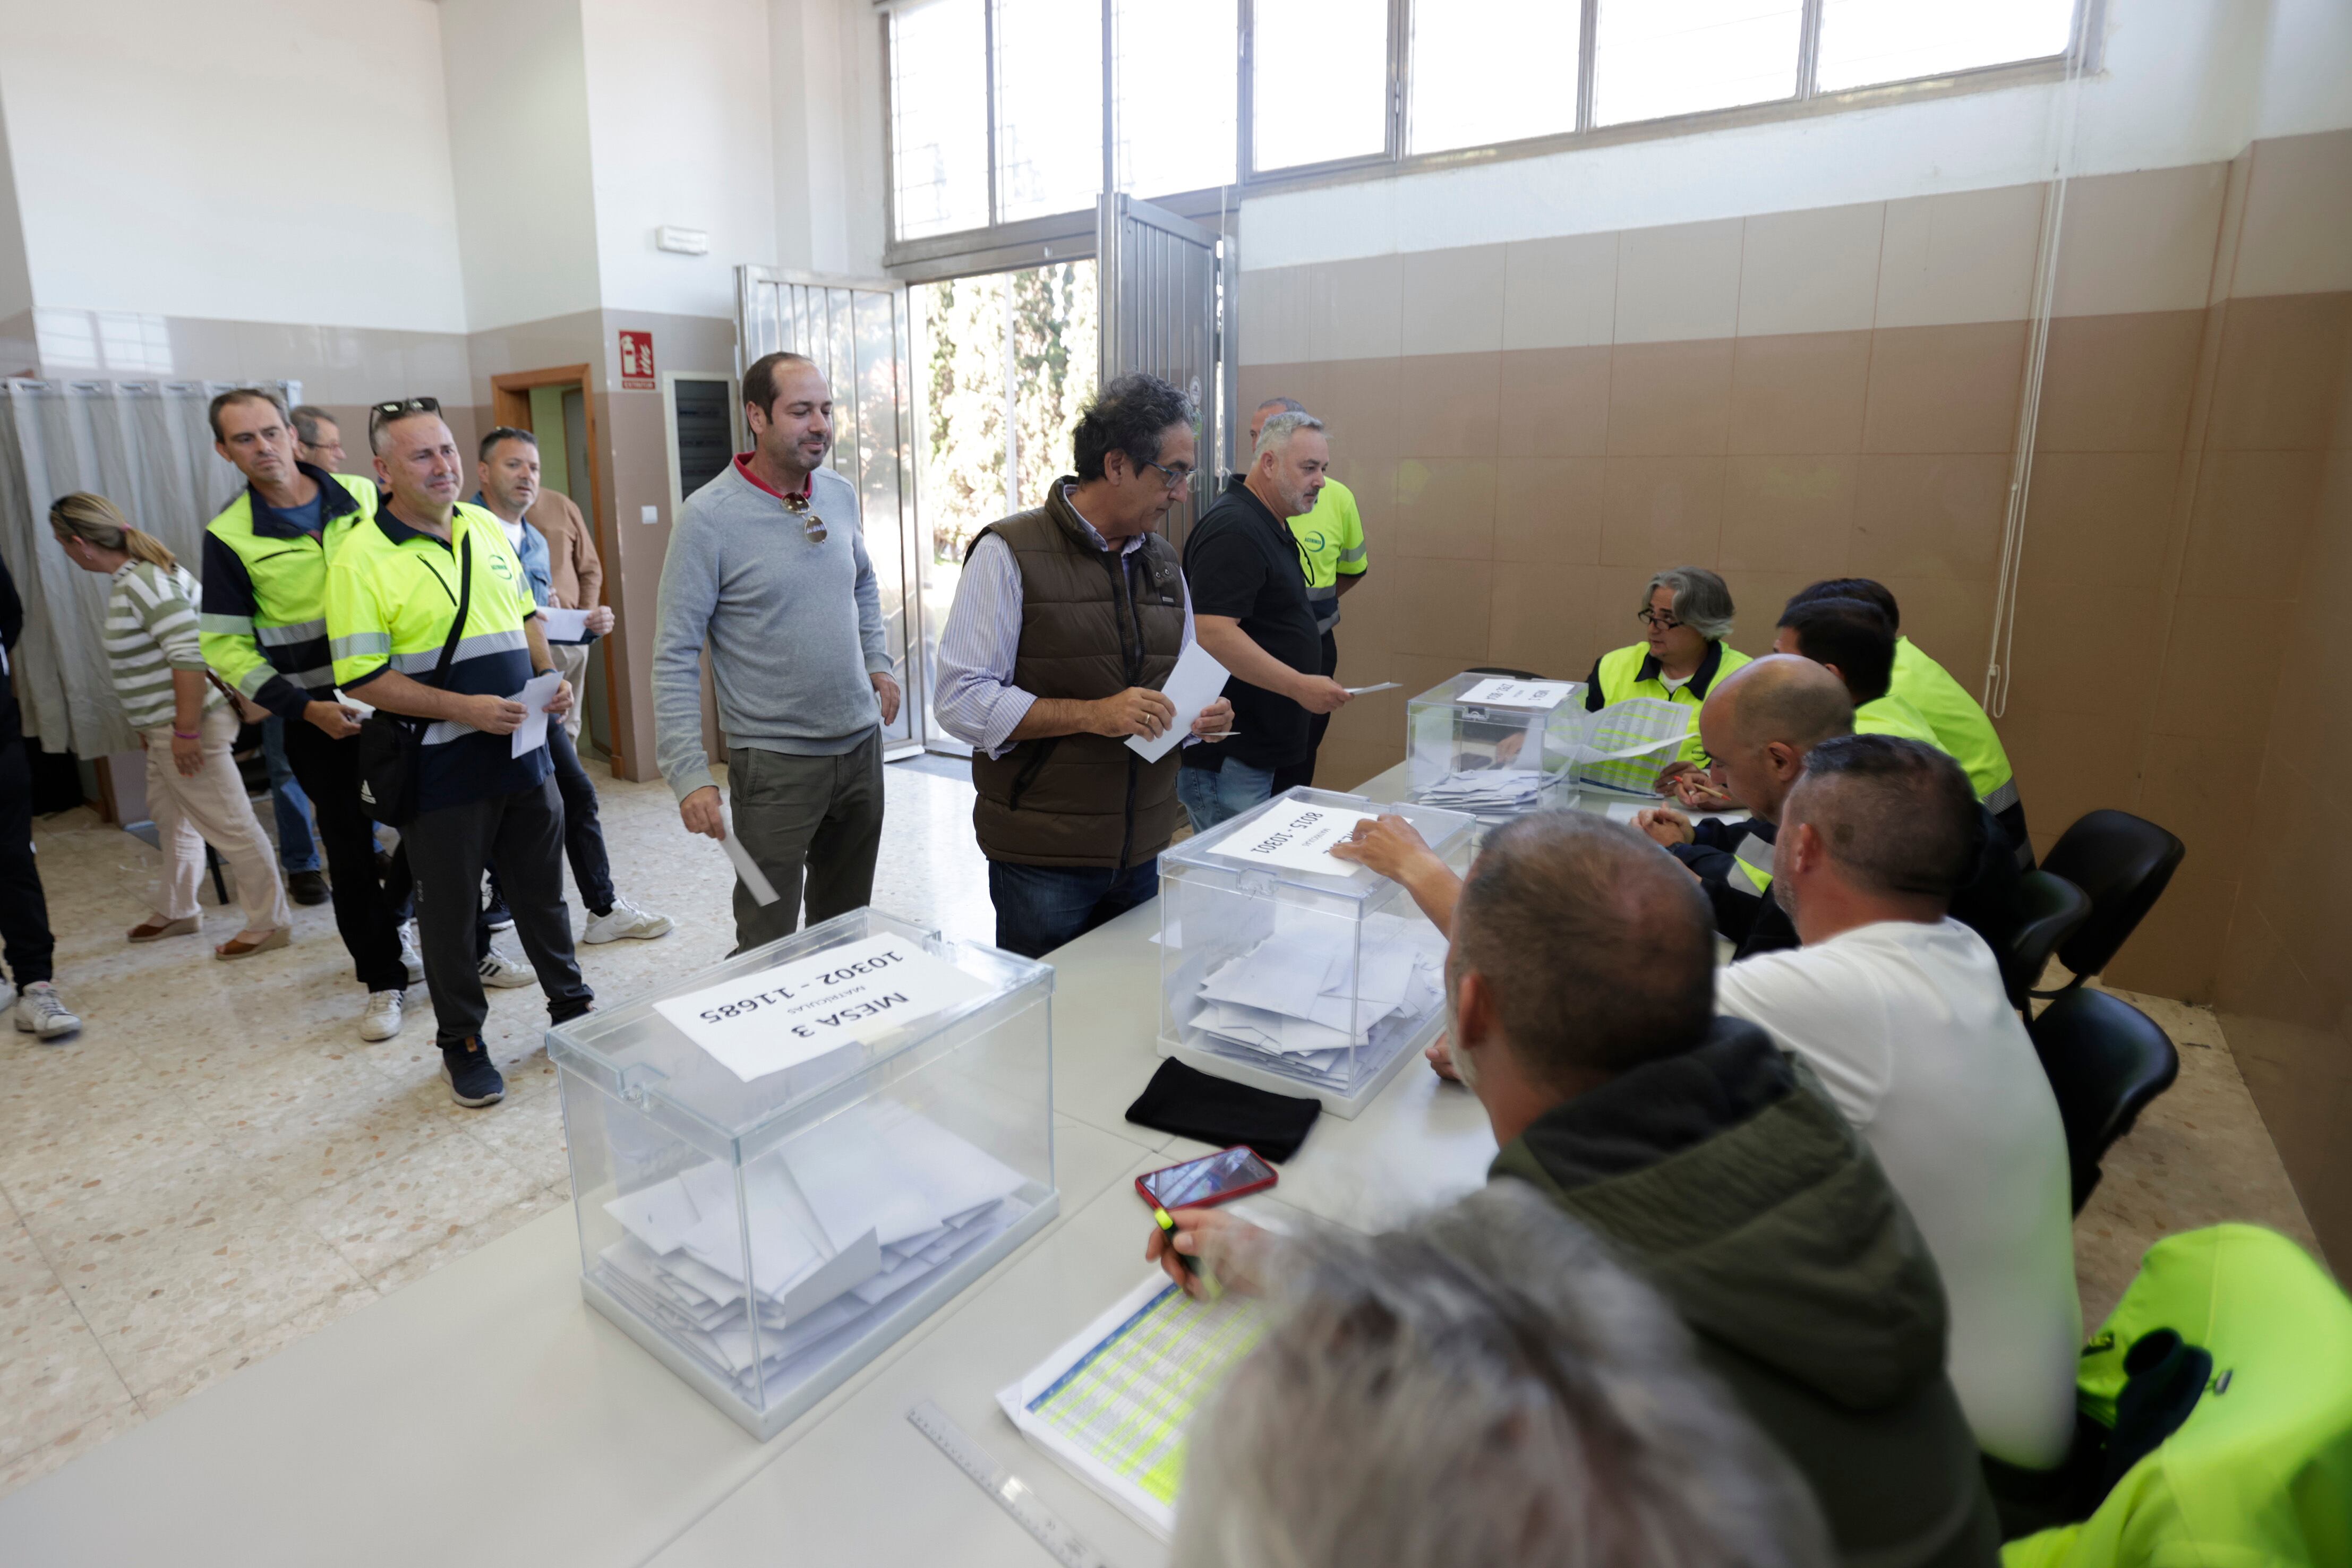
{"left": 653, "top": 460, "right": 891, "bottom": 802}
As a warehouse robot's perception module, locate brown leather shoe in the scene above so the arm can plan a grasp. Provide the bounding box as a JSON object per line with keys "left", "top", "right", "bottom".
{"left": 129, "top": 915, "right": 199, "bottom": 942}
{"left": 215, "top": 928, "right": 291, "bottom": 961}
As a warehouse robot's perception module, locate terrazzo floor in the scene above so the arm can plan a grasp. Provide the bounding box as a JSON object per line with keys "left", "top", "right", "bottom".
{"left": 0, "top": 756, "right": 2324, "bottom": 1497}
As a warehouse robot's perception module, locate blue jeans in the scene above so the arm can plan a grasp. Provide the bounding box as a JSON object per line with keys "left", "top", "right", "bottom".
{"left": 1176, "top": 758, "right": 1278, "bottom": 834}
{"left": 262, "top": 716, "right": 320, "bottom": 873}
{"left": 988, "top": 859, "right": 1159, "bottom": 960}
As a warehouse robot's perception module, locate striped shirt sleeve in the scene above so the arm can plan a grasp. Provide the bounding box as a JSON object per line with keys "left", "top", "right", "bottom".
{"left": 107, "top": 563, "right": 219, "bottom": 730}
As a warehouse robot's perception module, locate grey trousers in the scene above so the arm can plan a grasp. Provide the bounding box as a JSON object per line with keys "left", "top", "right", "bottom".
{"left": 726, "top": 732, "right": 884, "bottom": 954}
{"left": 407, "top": 777, "right": 593, "bottom": 1047}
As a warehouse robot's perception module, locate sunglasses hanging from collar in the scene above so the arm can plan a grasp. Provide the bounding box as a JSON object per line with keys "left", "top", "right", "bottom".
{"left": 779, "top": 487, "right": 827, "bottom": 543}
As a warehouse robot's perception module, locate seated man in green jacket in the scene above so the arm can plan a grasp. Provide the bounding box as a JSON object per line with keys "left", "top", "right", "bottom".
{"left": 1153, "top": 811, "right": 1998, "bottom": 1568}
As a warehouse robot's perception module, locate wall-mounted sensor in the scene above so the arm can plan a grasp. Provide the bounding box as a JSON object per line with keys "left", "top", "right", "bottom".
{"left": 656, "top": 226, "right": 709, "bottom": 255}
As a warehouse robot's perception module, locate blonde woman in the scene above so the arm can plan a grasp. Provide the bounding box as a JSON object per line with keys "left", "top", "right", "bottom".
{"left": 51, "top": 494, "right": 292, "bottom": 958}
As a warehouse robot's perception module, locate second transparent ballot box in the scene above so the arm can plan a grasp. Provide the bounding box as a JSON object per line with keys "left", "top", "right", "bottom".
{"left": 1406, "top": 673, "right": 1587, "bottom": 816}
{"left": 1158, "top": 787, "right": 1476, "bottom": 1118}
{"left": 549, "top": 907, "right": 1056, "bottom": 1440}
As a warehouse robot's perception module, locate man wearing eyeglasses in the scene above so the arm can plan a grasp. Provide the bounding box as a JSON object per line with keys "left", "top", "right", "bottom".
{"left": 654, "top": 352, "right": 901, "bottom": 953}
{"left": 1177, "top": 410, "right": 1352, "bottom": 831}
{"left": 933, "top": 372, "right": 1232, "bottom": 958}
{"left": 200, "top": 388, "right": 417, "bottom": 1043}
{"left": 325, "top": 400, "right": 591, "bottom": 1108}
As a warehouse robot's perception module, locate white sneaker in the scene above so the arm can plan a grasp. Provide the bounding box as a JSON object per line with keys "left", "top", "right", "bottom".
{"left": 398, "top": 920, "right": 423, "bottom": 986}
{"left": 13, "top": 982, "right": 80, "bottom": 1041}
{"left": 360, "top": 989, "right": 405, "bottom": 1041}
{"left": 582, "top": 896, "right": 674, "bottom": 945}
{"left": 478, "top": 946, "right": 537, "bottom": 989}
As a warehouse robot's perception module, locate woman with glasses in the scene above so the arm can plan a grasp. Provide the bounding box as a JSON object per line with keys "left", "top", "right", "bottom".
{"left": 1581, "top": 566, "right": 1749, "bottom": 771}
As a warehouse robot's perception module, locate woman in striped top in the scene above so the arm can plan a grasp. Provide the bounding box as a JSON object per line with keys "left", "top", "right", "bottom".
{"left": 52, "top": 494, "right": 292, "bottom": 959}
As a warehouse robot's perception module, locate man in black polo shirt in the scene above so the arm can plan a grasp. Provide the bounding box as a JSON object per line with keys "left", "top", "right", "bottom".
{"left": 1179, "top": 412, "right": 1351, "bottom": 830}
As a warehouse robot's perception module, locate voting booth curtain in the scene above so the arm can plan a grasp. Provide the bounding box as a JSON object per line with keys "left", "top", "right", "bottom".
{"left": 0, "top": 377, "right": 294, "bottom": 759}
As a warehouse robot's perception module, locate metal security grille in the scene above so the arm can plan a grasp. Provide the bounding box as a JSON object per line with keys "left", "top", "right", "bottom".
{"left": 737, "top": 268, "right": 930, "bottom": 756}
{"left": 1096, "top": 194, "right": 1226, "bottom": 552}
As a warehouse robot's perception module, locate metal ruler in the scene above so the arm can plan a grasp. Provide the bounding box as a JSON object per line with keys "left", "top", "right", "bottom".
{"left": 906, "top": 1399, "right": 1113, "bottom": 1568}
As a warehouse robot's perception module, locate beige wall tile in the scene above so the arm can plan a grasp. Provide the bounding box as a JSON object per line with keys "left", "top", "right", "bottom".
{"left": 1493, "top": 456, "right": 1605, "bottom": 564}
{"left": 1387, "top": 559, "right": 1496, "bottom": 662}
{"left": 1612, "top": 219, "right": 1743, "bottom": 346}
{"left": 2034, "top": 310, "right": 2204, "bottom": 453}
{"left": 2019, "top": 451, "right": 2180, "bottom": 591}
{"left": 2233, "top": 128, "right": 2352, "bottom": 299}
{"left": 1487, "top": 570, "right": 1597, "bottom": 680}
{"left": 1401, "top": 246, "right": 1506, "bottom": 357}
{"left": 1606, "top": 337, "right": 1734, "bottom": 455}
{"left": 1600, "top": 455, "right": 1725, "bottom": 568}
{"left": 1398, "top": 351, "right": 1501, "bottom": 457}
{"left": 2205, "top": 293, "right": 2352, "bottom": 452}
{"left": 1850, "top": 452, "right": 2012, "bottom": 579}
{"left": 1238, "top": 265, "right": 1310, "bottom": 365}
{"left": 1307, "top": 254, "right": 1404, "bottom": 363}
{"left": 1390, "top": 457, "right": 1497, "bottom": 560}
{"left": 2102, "top": 859, "right": 2235, "bottom": 999}
{"left": 1875, "top": 183, "right": 2047, "bottom": 329}
{"left": 1862, "top": 320, "right": 2028, "bottom": 453}
{"left": 2052, "top": 164, "right": 2228, "bottom": 318}
{"left": 1727, "top": 330, "right": 1871, "bottom": 453}
{"left": 2151, "top": 594, "right": 2279, "bottom": 746}
{"left": 1721, "top": 455, "right": 1857, "bottom": 578}
{"left": 2177, "top": 449, "right": 2324, "bottom": 600}
{"left": 1501, "top": 232, "right": 1619, "bottom": 351}
{"left": 2000, "top": 704, "right": 2146, "bottom": 817}
{"left": 1737, "top": 202, "right": 1884, "bottom": 337}
{"left": 1312, "top": 355, "right": 1402, "bottom": 472}
{"left": 1998, "top": 578, "right": 2166, "bottom": 721}
{"left": 1238, "top": 362, "right": 1319, "bottom": 427}
{"left": 1496, "top": 346, "right": 1610, "bottom": 457}
{"left": 1885, "top": 576, "right": 1998, "bottom": 693}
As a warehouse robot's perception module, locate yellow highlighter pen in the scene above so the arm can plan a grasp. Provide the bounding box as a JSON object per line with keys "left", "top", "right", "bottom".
{"left": 1153, "top": 1205, "right": 1221, "bottom": 1299}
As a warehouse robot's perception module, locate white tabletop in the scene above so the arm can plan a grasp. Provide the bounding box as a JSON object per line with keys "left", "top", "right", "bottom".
{"left": 0, "top": 764, "right": 1516, "bottom": 1566}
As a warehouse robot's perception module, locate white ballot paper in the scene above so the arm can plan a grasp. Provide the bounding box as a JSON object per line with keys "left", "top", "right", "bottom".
{"left": 1344, "top": 681, "right": 1401, "bottom": 696}
{"left": 508, "top": 670, "right": 563, "bottom": 757}
{"left": 540, "top": 606, "right": 592, "bottom": 643}
{"left": 1208, "top": 801, "right": 1369, "bottom": 877}
{"left": 653, "top": 932, "right": 991, "bottom": 1083}
{"left": 1458, "top": 676, "right": 1578, "bottom": 709}
{"left": 1126, "top": 640, "right": 1231, "bottom": 764}
{"left": 720, "top": 820, "right": 781, "bottom": 906}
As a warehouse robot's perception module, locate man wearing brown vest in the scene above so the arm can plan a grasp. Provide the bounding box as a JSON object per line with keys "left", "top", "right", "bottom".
{"left": 934, "top": 374, "right": 1233, "bottom": 958}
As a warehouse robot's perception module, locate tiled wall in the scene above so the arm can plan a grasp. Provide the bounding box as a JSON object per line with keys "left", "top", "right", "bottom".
{"left": 1241, "top": 127, "right": 2350, "bottom": 1002}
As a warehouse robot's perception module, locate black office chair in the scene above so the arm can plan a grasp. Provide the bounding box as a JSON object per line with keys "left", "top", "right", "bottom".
{"left": 2026, "top": 987, "right": 2181, "bottom": 1212}
{"left": 2034, "top": 810, "right": 2187, "bottom": 996}
{"left": 2002, "top": 870, "right": 2092, "bottom": 1009}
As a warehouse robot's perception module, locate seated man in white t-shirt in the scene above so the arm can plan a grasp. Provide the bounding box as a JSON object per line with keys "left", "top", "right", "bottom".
{"left": 1716, "top": 733, "right": 2081, "bottom": 1473}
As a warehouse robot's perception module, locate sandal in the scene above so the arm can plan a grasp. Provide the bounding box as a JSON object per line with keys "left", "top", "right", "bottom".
{"left": 215, "top": 928, "right": 291, "bottom": 961}
{"left": 129, "top": 915, "right": 199, "bottom": 942}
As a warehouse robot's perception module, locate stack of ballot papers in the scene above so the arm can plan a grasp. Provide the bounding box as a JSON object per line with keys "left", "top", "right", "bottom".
{"left": 1412, "top": 767, "right": 1554, "bottom": 815}
{"left": 1184, "top": 919, "right": 1443, "bottom": 1087}
{"left": 592, "top": 1101, "right": 1032, "bottom": 1396}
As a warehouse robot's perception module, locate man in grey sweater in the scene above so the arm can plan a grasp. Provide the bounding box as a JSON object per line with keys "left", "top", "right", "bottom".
{"left": 653, "top": 352, "right": 902, "bottom": 952}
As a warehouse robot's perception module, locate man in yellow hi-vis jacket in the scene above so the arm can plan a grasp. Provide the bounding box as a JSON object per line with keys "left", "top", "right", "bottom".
{"left": 326, "top": 399, "right": 590, "bottom": 1109}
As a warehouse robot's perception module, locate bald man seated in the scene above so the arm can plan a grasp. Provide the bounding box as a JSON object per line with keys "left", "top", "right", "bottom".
{"left": 1633, "top": 656, "right": 2025, "bottom": 962}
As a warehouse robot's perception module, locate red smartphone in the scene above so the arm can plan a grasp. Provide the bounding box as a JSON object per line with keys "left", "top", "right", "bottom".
{"left": 1135, "top": 1145, "right": 1279, "bottom": 1211}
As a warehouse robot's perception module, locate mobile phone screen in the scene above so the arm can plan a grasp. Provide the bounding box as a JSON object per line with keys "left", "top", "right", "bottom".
{"left": 1140, "top": 1146, "right": 1275, "bottom": 1209}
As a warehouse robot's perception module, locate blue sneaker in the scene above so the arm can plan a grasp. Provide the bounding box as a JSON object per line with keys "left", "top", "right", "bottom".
{"left": 440, "top": 1036, "right": 505, "bottom": 1108}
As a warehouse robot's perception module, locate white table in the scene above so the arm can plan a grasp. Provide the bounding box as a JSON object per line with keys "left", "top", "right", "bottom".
{"left": 0, "top": 765, "right": 1521, "bottom": 1566}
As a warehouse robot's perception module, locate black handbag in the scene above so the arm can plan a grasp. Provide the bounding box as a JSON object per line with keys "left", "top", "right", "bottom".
{"left": 355, "top": 542, "right": 472, "bottom": 826}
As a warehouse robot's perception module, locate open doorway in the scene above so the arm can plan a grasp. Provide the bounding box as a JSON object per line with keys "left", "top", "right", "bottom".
{"left": 489, "top": 365, "right": 623, "bottom": 774}
{"left": 911, "top": 259, "right": 1098, "bottom": 755}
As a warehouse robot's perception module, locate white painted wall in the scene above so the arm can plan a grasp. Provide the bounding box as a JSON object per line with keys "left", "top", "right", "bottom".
{"left": 0, "top": 0, "right": 468, "bottom": 330}
{"left": 441, "top": 0, "right": 603, "bottom": 332}
{"left": 580, "top": 0, "right": 779, "bottom": 320}
{"left": 770, "top": 0, "right": 891, "bottom": 279}
{"left": 1239, "top": 0, "right": 2352, "bottom": 269}
{"left": 0, "top": 95, "right": 32, "bottom": 321}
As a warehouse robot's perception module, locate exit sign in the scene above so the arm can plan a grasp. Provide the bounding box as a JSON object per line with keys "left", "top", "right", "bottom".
{"left": 619, "top": 330, "right": 656, "bottom": 390}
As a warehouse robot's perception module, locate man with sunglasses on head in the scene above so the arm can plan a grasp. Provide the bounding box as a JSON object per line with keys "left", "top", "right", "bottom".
{"left": 201, "top": 388, "right": 418, "bottom": 1042}
{"left": 933, "top": 373, "right": 1233, "bottom": 958}
{"left": 324, "top": 399, "right": 591, "bottom": 1108}
{"left": 654, "top": 352, "right": 900, "bottom": 954}
{"left": 1176, "top": 409, "right": 1350, "bottom": 830}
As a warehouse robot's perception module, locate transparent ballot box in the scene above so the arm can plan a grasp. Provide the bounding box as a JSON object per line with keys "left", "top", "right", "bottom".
{"left": 1159, "top": 787, "right": 1476, "bottom": 1118}
{"left": 549, "top": 908, "right": 1056, "bottom": 1439}
{"left": 1405, "top": 672, "right": 1586, "bottom": 817}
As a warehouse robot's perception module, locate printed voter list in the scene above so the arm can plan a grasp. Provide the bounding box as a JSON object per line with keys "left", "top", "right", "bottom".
{"left": 654, "top": 933, "right": 991, "bottom": 1083}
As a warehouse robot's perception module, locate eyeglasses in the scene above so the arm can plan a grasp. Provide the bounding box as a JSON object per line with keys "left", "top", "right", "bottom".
{"left": 1637, "top": 609, "right": 1683, "bottom": 631}
{"left": 780, "top": 487, "right": 827, "bottom": 543}
{"left": 1139, "top": 458, "right": 1195, "bottom": 493}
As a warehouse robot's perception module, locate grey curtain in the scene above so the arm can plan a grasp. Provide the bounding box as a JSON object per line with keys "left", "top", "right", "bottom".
{"left": 0, "top": 377, "right": 297, "bottom": 758}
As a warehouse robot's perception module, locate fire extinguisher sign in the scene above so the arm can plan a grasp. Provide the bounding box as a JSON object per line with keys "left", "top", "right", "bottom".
{"left": 619, "top": 330, "right": 656, "bottom": 390}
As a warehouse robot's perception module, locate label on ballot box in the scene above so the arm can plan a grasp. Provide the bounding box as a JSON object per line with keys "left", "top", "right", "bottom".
{"left": 1207, "top": 801, "right": 1371, "bottom": 877}
{"left": 1456, "top": 676, "right": 1578, "bottom": 709}
{"left": 654, "top": 932, "right": 992, "bottom": 1083}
